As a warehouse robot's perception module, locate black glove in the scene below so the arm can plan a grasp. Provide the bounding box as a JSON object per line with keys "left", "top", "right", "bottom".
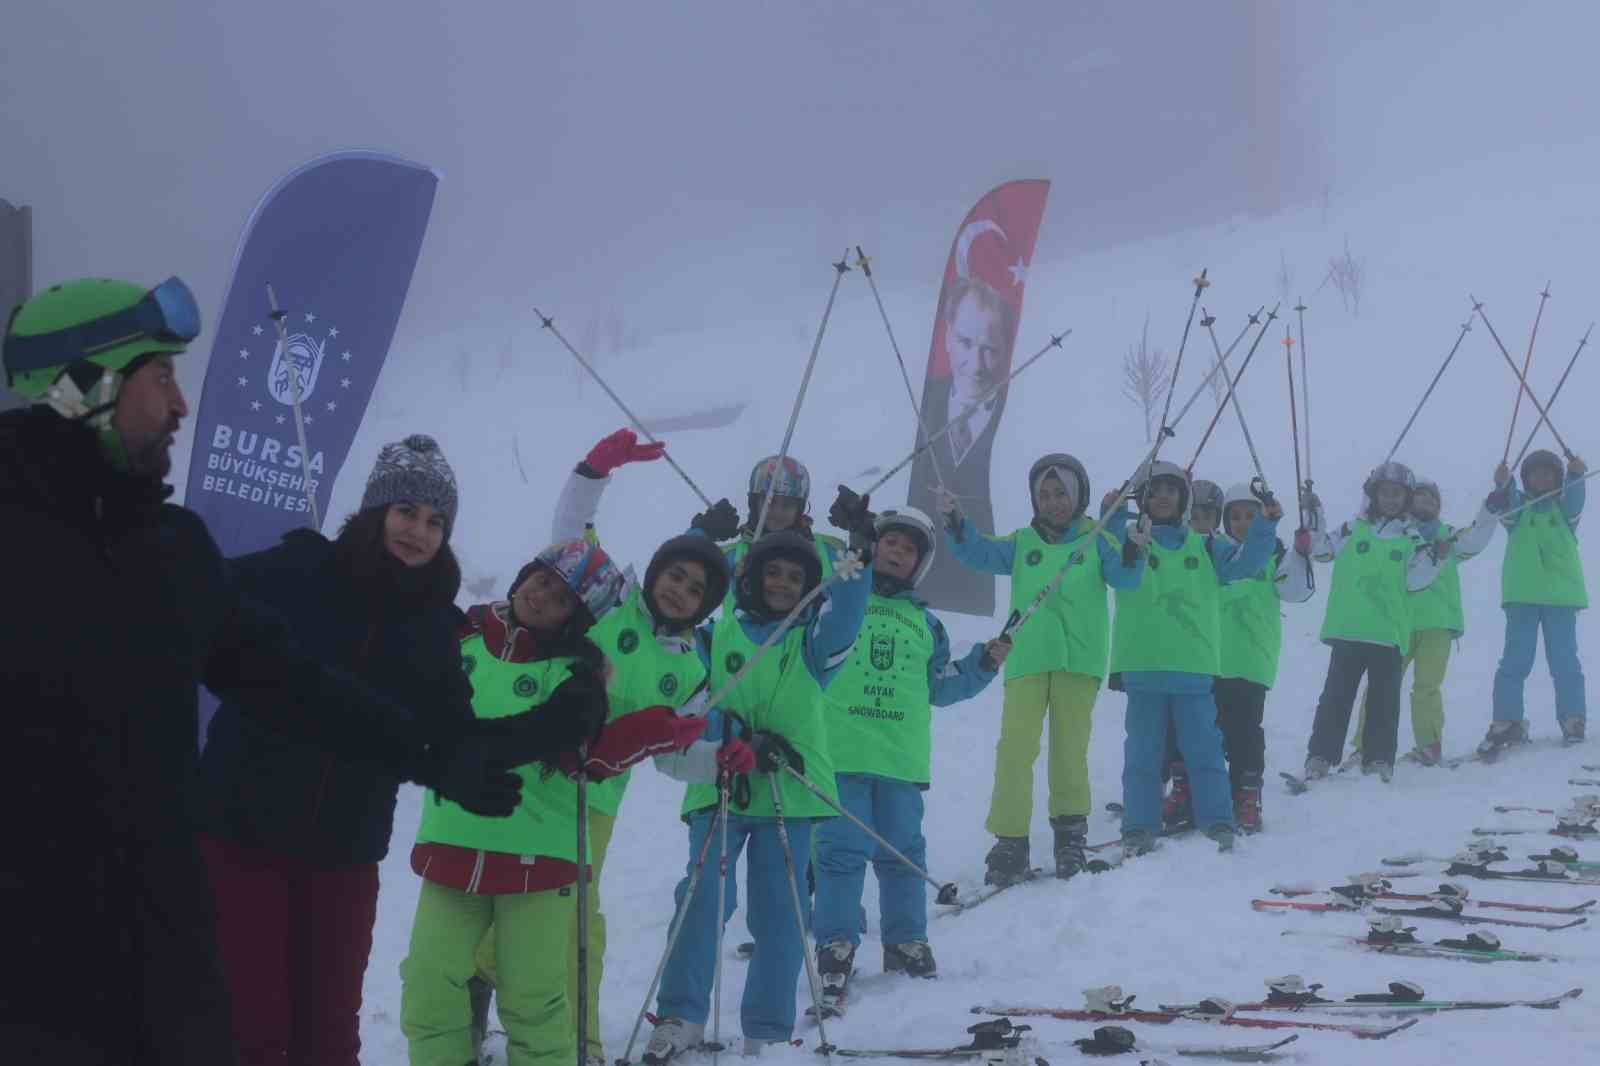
{"left": 418, "top": 735, "right": 522, "bottom": 817}
{"left": 750, "top": 730, "right": 805, "bottom": 775}
{"left": 692, "top": 498, "right": 741, "bottom": 541}
{"left": 473, "top": 664, "right": 609, "bottom": 770}
{"left": 828, "top": 485, "right": 874, "bottom": 536}
{"left": 542, "top": 663, "right": 610, "bottom": 744}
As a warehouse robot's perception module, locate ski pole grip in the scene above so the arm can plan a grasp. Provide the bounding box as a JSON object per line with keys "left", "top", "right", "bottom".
{"left": 1001, "top": 609, "right": 1021, "bottom": 637}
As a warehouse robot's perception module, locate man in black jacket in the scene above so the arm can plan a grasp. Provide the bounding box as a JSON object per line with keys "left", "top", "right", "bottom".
{"left": 0, "top": 277, "right": 603, "bottom": 1064}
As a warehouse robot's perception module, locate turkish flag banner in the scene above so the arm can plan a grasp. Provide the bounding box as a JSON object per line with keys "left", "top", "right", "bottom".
{"left": 907, "top": 180, "right": 1050, "bottom": 616}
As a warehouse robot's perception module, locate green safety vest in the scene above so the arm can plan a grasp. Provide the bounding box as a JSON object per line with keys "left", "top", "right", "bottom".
{"left": 1110, "top": 528, "right": 1221, "bottom": 676}
{"left": 1502, "top": 503, "right": 1588, "bottom": 609}
{"left": 585, "top": 586, "right": 707, "bottom": 815}
{"left": 1408, "top": 523, "right": 1465, "bottom": 636}
{"left": 1320, "top": 519, "right": 1412, "bottom": 649}
{"left": 416, "top": 640, "right": 586, "bottom": 861}
{"left": 1217, "top": 548, "right": 1282, "bottom": 687}
{"left": 1006, "top": 522, "right": 1111, "bottom": 681}
{"left": 823, "top": 593, "right": 934, "bottom": 784}
{"left": 683, "top": 607, "right": 837, "bottom": 819}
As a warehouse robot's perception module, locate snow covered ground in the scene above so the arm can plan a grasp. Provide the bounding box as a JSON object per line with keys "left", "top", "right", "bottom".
{"left": 175, "top": 149, "right": 1600, "bottom": 1063}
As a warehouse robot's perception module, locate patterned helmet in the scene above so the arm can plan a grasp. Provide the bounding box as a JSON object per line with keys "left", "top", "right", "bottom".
{"left": 748, "top": 455, "right": 811, "bottom": 501}
{"left": 520, "top": 539, "right": 624, "bottom": 627}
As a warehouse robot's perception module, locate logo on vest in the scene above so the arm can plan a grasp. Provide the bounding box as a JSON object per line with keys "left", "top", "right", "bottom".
{"left": 1026, "top": 549, "right": 1043, "bottom": 566}
{"left": 725, "top": 652, "right": 746, "bottom": 675}
{"left": 460, "top": 655, "right": 477, "bottom": 676}
{"left": 514, "top": 674, "right": 539, "bottom": 698}
{"left": 1356, "top": 540, "right": 1371, "bottom": 554}
{"left": 1184, "top": 556, "right": 1200, "bottom": 570}
{"left": 659, "top": 674, "right": 679, "bottom": 697}
{"left": 1148, "top": 554, "right": 1161, "bottom": 570}
{"left": 870, "top": 632, "right": 896, "bottom": 670}
{"left": 617, "top": 629, "right": 640, "bottom": 654}
{"left": 1389, "top": 549, "right": 1404, "bottom": 562}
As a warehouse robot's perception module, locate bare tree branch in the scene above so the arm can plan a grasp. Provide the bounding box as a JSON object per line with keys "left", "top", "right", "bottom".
{"left": 1122, "top": 314, "right": 1171, "bottom": 442}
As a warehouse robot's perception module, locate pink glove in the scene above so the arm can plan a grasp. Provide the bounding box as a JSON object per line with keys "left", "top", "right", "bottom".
{"left": 1293, "top": 528, "right": 1313, "bottom": 557}
{"left": 717, "top": 738, "right": 757, "bottom": 775}
{"left": 585, "top": 428, "right": 667, "bottom": 477}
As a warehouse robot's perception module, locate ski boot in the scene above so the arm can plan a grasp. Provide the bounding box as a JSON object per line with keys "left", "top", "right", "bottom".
{"left": 883, "top": 939, "right": 938, "bottom": 978}
{"left": 642, "top": 1018, "right": 704, "bottom": 1065}
{"left": 984, "top": 836, "right": 1031, "bottom": 886}
{"left": 1362, "top": 759, "right": 1394, "bottom": 784}
{"left": 1205, "top": 824, "right": 1236, "bottom": 853}
{"left": 1402, "top": 742, "right": 1442, "bottom": 766}
{"left": 1562, "top": 717, "right": 1587, "bottom": 746}
{"left": 1339, "top": 747, "right": 1364, "bottom": 772}
{"left": 1232, "top": 773, "right": 1263, "bottom": 834}
{"left": 1162, "top": 760, "right": 1194, "bottom": 830}
{"left": 816, "top": 940, "right": 855, "bottom": 1013}
{"left": 1050, "top": 814, "right": 1088, "bottom": 879}
{"left": 1477, "top": 720, "right": 1529, "bottom": 758}
{"left": 1303, "top": 754, "right": 1331, "bottom": 781}
{"left": 467, "top": 975, "right": 493, "bottom": 1064}
{"left": 1120, "top": 829, "right": 1156, "bottom": 857}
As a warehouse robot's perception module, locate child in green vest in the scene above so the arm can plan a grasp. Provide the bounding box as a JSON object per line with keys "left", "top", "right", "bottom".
{"left": 399, "top": 540, "right": 710, "bottom": 1066}
{"left": 811, "top": 505, "right": 1007, "bottom": 1007}
{"left": 1302, "top": 462, "right": 1442, "bottom": 782}
{"left": 644, "top": 517, "right": 875, "bottom": 1061}
{"left": 940, "top": 453, "right": 1136, "bottom": 884}
{"left": 1108, "top": 462, "right": 1281, "bottom": 854}
{"left": 686, "top": 454, "right": 845, "bottom": 594}
{"left": 1483, "top": 448, "right": 1589, "bottom": 753}
{"left": 467, "top": 429, "right": 733, "bottom": 1063}
{"left": 1352, "top": 477, "right": 1497, "bottom": 766}
{"left": 1210, "top": 482, "right": 1313, "bottom": 831}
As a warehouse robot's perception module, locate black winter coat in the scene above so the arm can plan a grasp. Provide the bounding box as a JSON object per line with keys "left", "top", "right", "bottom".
{"left": 0, "top": 408, "right": 436, "bottom": 1065}
{"left": 200, "top": 529, "right": 473, "bottom": 864}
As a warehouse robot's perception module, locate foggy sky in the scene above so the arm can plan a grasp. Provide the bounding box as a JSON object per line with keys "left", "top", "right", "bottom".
{"left": 6, "top": 0, "right": 1600, "bottom": 390}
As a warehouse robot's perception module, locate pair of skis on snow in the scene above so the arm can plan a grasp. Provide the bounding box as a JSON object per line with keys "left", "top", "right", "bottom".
{"left": 824, "top": 1016, "right": 1296, "bottom": 1062}
{"left": 1250, "top": 895, "right": 1587, "bottom": 930}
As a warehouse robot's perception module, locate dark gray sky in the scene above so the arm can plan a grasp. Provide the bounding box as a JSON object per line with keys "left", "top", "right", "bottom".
{"left": 5, "top": 1, "right": 1598, "bottom": 378}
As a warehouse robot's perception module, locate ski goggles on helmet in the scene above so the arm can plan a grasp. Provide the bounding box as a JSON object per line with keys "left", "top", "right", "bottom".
{"left": 3, "top": 276, "right": 201, "bottom": 375}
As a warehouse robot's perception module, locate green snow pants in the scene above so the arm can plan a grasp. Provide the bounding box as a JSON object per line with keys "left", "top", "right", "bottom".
{"left": 985, "top": 670, "right": 1100, "bottom": 836}
{"left": 1355, "top": 628, "right": 1452, "bottom": 753}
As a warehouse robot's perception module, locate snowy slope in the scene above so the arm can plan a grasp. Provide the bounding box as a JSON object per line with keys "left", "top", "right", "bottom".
{"left": 210, "top": 151, "right": 1600, "bottom": 1064}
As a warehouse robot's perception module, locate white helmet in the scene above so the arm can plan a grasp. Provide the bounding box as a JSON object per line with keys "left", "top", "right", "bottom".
{"left": 1221, "top": 482, "right": 1262, "bottom": 529}
{"left": 875, "top": 505, "right": 937, "bottom": 586}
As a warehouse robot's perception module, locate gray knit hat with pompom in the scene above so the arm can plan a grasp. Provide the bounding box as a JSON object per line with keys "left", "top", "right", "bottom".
{"left": 361, "top": 434, "right": 459, "bottom": 536}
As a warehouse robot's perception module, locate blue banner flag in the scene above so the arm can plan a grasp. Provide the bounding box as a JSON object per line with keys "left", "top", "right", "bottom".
{"left": 184, "top": 150, "right": 438, "bottom": 556}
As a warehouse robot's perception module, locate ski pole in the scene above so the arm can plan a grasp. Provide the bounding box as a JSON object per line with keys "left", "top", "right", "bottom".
{"left": 1385, "top": 320, "right": 1473, "bottom": 462}
{"left": 266, "top": 284, "right": 321, "bottom": 527}
{"left": 752, "top": 253, "right": 852, "bottom": 542}
{"left": 1196, "top": 307, "right": 1271, "bottom": 490}
{"left": 1000, "top": 476, "right": 1140, "bottom": 640}
{"left": 575, "top": 754, "right": 590, "bottom": 1066}
{"left": 855, "top": 246, "right": 949, "bottom": 495}
{"left": 777, "top": 762, "right": 959, "bottom": 904}
{"left": 615, "top": 801, "right": 727, "bottom": 1066}
{"left": 862, "top": 329, "right": 1071, "bottom": 499}
{"left": 708, "top": 776, "right": 731, "bottom": 1062}
{"left": 1442, "top": 467, "right": 1600, "bottom": 548}
{"left": 1502, "top": 284, "right": 1552, "bottom": 465}
{"left": 1471, "top": 296, "right": 1576, "bottom": 458}
{"left": 1185, "top": 304, "right": 1279, "bottom": 473}
{"left": 534, "top": 309, "right": 714, "bottom": 508}
{"left": 768, "top": 775, "right": 834, "bottom": 1060}
{"left": 1513, "top": 324, "right": 1593, "bottom": 467}
{"left": 1154, "top": 269, "right": 1210, "bottom": 437}
{"left": 1295, "top": 300, "right": 1313, "bottom": 486}
{"left": 1284, "top": 318, "right": 1314, "bottom": 592}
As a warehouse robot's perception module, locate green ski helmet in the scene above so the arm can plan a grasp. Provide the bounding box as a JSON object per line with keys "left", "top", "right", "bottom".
{"left": 3, "top": 277, "right": 200, "bottom": 423}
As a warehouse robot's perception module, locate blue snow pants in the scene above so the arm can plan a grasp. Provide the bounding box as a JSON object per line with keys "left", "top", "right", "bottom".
{"left": 1492, "top": 604, "right": 1587, "bottom": 723}
{"left": 1122, "top": 690, "right": 1233, "bottom": 835}
{"left": 813, "top": 773, "right": 927, "bottom": 949}
{"left": 656, "top": 809, "right": 817, "bottom": 1042}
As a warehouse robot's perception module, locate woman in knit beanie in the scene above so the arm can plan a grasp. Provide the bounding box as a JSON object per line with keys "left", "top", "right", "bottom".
{"left": 195, "top": 433, "right": 590, "bottom": 1066}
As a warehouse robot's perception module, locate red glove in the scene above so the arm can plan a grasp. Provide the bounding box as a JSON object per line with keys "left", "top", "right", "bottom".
{"left": 585, "top": 428, "right": 667, "bottom": 477}
{"left": 717, "top": 739, "right": 757, "bottom": 775}
{"left": 1293, "top": 528, "right": 1313, "bottom": 557}
{"left": 668, "top": 713, "right": 710, "bottom": 751}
